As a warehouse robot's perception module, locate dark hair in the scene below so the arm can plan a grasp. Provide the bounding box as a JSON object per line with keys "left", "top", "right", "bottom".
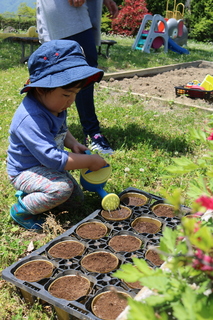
{"left": 33, "top": 78, "right": 88, "bottom": 94}
{"left": 62, "top": 78, "right": 87, "bottom": 89}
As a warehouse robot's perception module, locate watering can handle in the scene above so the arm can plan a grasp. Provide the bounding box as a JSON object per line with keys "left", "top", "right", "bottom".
{"left": 84, "top": 150, "right": 110, "bottom": 174}
{"left": 84, "top": 165, "right": 110, "bottom": 175}
{"left": 84, "top": 150, "right": 92, "bottom": 155}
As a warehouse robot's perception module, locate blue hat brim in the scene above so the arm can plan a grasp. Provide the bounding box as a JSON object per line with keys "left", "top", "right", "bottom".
{"left": 20, "top": 65, "right": 103, "bottom": 94}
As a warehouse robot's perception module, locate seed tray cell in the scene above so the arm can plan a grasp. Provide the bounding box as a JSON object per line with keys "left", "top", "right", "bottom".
{"left": 2, "top": 187, "right": 189, "bottom": 320}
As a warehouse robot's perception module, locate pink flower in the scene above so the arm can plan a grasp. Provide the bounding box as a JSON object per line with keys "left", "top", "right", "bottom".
{"left": 196, "top": 196, "right": 213, "bottom": 209}
{"left": 207, "top": 132, "right": 213, "bottom": 140}
{"left": 192, "top": 249, "right": 213, "bottom": 274}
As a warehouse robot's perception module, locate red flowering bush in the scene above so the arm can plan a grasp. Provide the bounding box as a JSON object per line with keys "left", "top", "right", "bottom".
{"left": 111, "top": 0, "right": 150, "bottom": 36}
{"left": 193, "top": 249, "right": 213, "bottom": 274}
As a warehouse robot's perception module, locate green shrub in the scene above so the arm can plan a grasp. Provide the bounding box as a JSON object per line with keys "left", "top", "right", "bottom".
{"left": 191, "top": 18, "right": 213, "bottom": 42}
{"left": 101, "top": 13, "right": 112, "bottom": 34}
{"left": 0, "top": 15, "right": 36, "bottom": 31}
{"left": 188, "top": 0, "right": 213, "bottom": 42}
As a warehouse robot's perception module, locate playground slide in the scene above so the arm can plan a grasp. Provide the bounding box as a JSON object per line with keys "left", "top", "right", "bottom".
{"left": 168, "top": 37, "right": 189, "bottom": 54}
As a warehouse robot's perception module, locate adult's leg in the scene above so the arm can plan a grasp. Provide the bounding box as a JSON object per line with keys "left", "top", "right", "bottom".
{"left": 64, "top": 29, "right": 100, "bottom": 137}
{"left": 11, "top": 166, "right": 84, "bottom": 214}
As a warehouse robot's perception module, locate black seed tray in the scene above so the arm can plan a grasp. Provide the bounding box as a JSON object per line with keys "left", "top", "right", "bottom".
{"left": 2, "top": 187, "right": 191, "bottom": 320}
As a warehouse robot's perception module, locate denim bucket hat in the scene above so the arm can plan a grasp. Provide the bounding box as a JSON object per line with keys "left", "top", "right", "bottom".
{"left": 20, "top": 39, "right": 104, "bottom": 94}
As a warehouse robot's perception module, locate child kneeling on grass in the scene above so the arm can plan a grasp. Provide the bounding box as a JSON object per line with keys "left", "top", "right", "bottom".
{"left": 7, "top": 40, "right": 107, "bottom": 230}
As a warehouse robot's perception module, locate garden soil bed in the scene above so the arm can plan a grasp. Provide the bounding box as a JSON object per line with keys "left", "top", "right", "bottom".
{"left": 101, "top": 61, "right": 213, "bottom": 110}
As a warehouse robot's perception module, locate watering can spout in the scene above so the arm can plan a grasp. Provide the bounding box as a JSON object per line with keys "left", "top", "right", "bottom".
{"left": 80, "top": 150, "right": 120, "bottom": 211}
{"left": 95, "top": 186, "right": 108, "bottom": 199}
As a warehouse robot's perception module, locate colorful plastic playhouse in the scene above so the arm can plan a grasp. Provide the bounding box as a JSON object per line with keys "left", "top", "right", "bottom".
{"left": 165, "top": 0, "right": 185, "bottom": 20}
{"left": 132, "top": 14, "right": 169, "bottom": 53}
{"left": 132, "top": 0, "right": 189, "bottom": 54}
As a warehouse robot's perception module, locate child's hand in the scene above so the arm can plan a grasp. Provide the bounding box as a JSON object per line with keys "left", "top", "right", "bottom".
{"left": 88, "top": 154, "right": 107, "bottom": 171}
{"left": 68, "top": 0, "right": 85, "bottom": 7}
{"left": 71, "top": 142, "right": 87, "bottom": 154}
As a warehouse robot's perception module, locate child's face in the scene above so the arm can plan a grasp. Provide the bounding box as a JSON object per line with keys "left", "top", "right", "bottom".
{"left": 37, "top": 86, "right": 81, "bottom": 116}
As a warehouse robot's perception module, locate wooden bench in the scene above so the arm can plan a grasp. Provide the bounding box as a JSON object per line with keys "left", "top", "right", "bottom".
{"left": 4, "top": 36, "right": 40, "bottom": 63}
{"left": 98, "top": 39, "right": 117, "bottom": 58}
{"left": 4, "top": 37, "right": 117, "bottom": 63}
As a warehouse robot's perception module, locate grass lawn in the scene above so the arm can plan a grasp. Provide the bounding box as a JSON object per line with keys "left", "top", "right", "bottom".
{"left": 0, "top": 36, "right": 212, "bottom": 319}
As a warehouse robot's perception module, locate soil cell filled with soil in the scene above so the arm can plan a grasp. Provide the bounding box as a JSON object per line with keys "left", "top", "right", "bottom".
{"left": 146, "top": 249, "right": 164, "bottom": 266}
{"left": 14, "top": 260, "right": 53, "bottom": 282}
{"left": 48, "top": 240, "right": 84, "bottom": 259}
{"left": 121, "top": 194, "right": 148, "bottom": 206}
{"left": 152, "top": 204, "right": 175, "bottom": 217}
{"left": 92, "top": 291, "right": 130, "bottom": 320}
{"left": 81, "top": 251, "right": 118, "bottom": 273}
{"left": 132, "top": 220, "right": 160, "bottom": 234}
{"left": 101, "top": 206, "right": 131, "bottom": 221}
{"left": 124, "top": 280, "right": 143, "bottom": 290}
{"left": 48, "top": 275, "right": 90, "bottom": 300}
{"left": 109, "top": 235, "right": 142, "bottom": 252}
{"left": 76, "top": 222, "right": 107, "bottom": 239}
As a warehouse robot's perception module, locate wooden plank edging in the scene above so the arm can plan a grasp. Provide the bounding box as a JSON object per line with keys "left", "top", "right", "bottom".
{"left": 99, "top": 85, "right": 213, "bottom": 112}
{"left": 103, "top": 60, "right": 203, "bottom": 80}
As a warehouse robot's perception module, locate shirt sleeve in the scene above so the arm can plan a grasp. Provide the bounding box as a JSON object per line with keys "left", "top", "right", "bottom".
{"left": 15, "top": 113, "right": 69, "bottom": 172}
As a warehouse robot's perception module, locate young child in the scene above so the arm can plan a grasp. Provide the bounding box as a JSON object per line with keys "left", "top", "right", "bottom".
{"left": 7, "top": 40, "right": 107, "bottom": 230}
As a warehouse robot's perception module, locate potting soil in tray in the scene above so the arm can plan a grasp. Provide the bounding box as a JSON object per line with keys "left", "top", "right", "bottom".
{"left": 145, "top": 249, "right": 164, "bottom": 266}
{"left": 92, "top": 290, "right": 130, "bottom": 320}
{"left": 109, "top": 234, "right": 142, "bottom": 252}
{"left": 2, "top": 187, "right": 190, "bottom": 320}
{"left": 48, "top": 274, "right": 91, "bottom": 300}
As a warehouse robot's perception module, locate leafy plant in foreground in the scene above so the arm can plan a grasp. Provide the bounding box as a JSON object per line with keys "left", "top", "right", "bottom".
{"left": 114, "top": 220, "right": 213, "bottom": 320}
{"left": 114, "top": 121, "right": 213, "bottom": 320}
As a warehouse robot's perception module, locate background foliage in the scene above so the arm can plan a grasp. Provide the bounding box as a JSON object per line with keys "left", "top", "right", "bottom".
{"left": 1, "top": 35, "right": 213, "bottom": 319}
{"left": 111, "top": 0, "right": 150, "bottom": 36}
{"left": 1, "top": 0, "right": 213, "bottom": 42}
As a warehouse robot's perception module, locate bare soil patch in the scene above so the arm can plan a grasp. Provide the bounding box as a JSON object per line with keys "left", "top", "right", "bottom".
{"left": 101, "top": 61, "right": 213, "bottom": 110}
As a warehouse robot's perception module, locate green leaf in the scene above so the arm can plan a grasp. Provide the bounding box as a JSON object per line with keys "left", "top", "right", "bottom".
{"left": 139, "top": 275, "right": 169, "bottom": 291}
{"left": 166, "top": 157, "right": 199, "bottom": 174}
{"left": 132, "top": 258, "right": 156, "bottom": 275}
{"left": 160, "top": 188, "right": 183, "bottom": 211}
{"left": 172, "top": 157, "right": 194, "bottom": 166}
{"left": 160, "top": 227, "right": 178, "bottom": 253}
{"left": 166, "top": 165, "right": 191, "bottom": 175}
{"left": 127, "top": 299, "right": 157, "bottom": 320}
{"left": 190, "top": 127, "right": 207, "bottom": 142}
{"left": 114, "top": 263, "right": 143, "bottom": 282}
{"left": 197, "top": 159, "right": 207, "bottom": 168}
{"left": 146, "top": 293, "right": 174, "bottom": 307}
{"left": 190, "top": 225, "right": 213, "bottom": 251}
{"left": 187, "top": 177, "right": 211, "bottom": 199}
{"left": 10, "top": 226, "right": 20, "bottom": 232}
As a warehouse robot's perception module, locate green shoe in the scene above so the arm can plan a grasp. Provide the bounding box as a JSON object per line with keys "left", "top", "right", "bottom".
{"left": 10, "top": 191, "right": 45, "bottom": 230}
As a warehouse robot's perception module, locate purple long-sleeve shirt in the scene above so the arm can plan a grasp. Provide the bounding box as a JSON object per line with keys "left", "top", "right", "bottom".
{"left": 7, "top": 93, "right": 69, "bottom": 176}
